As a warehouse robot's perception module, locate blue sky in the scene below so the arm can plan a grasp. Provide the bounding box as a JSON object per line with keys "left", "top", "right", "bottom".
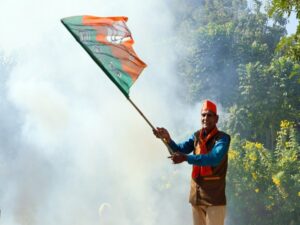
{"left": 286, "top": 12, "right": 298, "bottom": 34}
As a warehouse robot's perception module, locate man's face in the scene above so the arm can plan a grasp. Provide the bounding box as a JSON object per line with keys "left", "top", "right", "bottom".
{"left": 201, "top": 109, "right": 218, "bottom": 132}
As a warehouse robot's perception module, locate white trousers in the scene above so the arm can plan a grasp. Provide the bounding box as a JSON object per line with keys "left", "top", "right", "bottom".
{"left": 192, "top": 205, "right": 226, "bottom": 225}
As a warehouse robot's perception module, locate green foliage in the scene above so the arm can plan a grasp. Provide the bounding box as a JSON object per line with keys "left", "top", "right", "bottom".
{"left": 268, "top": 0, "right": 300, "bottom": 19}
{"left": 267, "top": 0, "right": 300, "bottom": 61}
{"left": 175, "top": 0, "right": 286, "bottom": 107}
{"left": 227, "top": 120, "right": 300, "bottom": 225}
{"left": 226, "top": 57, "right": 300, "bottom": 147}
{"left": 275, "top": 34, "right": 300, "bottom": 62}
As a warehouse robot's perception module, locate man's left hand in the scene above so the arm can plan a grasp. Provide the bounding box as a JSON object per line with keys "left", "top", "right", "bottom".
{"left": 168, "top": 152, "right": 187, "bottom": 164}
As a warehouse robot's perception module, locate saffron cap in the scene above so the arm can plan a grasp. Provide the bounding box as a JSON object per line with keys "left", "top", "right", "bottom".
{"left": 201, "top": 100, "right": 217, "bottom": 114}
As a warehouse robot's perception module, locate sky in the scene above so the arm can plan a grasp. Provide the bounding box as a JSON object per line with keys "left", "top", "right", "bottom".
{"left": 0, "top": 0, "right": 298, "bottom": 225}
{"left": 286, "top": 12, "right": 298, "bottom": 35}
{"left": 247, "top": 0, "right": 299, "bottom": 34}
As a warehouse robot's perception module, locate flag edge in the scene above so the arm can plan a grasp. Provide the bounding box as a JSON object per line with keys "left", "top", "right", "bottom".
{"left": 61, "top": 18, "right": 130, "bottom": 98}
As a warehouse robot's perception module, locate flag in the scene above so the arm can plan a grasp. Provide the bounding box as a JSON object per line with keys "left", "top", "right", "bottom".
{"left": 61, "top": 15, "right": 147, "bottom": 97}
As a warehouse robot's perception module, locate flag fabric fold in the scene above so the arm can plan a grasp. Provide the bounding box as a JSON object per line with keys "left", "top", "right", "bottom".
{"left": 61, "top": 15, "right": 147, "bottom": 97}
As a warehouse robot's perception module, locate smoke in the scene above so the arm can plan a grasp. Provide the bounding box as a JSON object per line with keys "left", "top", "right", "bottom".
{"left": 0, "top": 0, "right": 205, "bottom": 224}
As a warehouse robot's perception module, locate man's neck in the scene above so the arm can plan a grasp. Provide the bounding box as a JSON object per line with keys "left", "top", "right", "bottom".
{"left": 203, "top": 126, "right": 217, "bottom": 134}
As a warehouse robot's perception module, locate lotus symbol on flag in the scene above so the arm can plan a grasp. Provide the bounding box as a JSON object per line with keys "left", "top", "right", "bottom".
{"left": 106, "top": 21, "right": 131, "bottom": 44}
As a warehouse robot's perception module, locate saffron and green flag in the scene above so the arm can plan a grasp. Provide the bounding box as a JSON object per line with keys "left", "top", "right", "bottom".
{"left": 61, "top": 15, "right": 147, "bottom": 97}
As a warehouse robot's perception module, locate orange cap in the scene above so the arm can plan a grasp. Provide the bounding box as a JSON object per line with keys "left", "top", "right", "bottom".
{"left": 202, "top": 100, "right": 217, "bottom": 114}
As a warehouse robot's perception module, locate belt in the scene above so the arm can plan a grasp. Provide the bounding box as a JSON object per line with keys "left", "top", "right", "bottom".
{"left": 203, "top": 176, "right": 221, "bottom": 181}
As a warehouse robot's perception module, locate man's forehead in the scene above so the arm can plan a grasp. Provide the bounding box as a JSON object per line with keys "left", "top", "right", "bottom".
{"left": 201, "top": 109, "right": 215, "bottom": 114}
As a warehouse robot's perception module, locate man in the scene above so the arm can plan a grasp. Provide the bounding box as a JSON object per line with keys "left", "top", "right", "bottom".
{"left": 153, "top": 100, "right": 230, "bottom": 225}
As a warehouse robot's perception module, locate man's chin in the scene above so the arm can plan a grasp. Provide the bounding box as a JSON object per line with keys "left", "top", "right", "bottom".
{"left": 202, "top": 125, "right": 214, "bottom": 132}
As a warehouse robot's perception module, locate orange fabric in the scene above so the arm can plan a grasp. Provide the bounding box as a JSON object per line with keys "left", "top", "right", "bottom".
{"left": 202, "top": 100, "right": 217, "bottom": 114}
{"left": 96, "top": 34, "right": 108, "bottom": 44}
{"left": 82, "top": 16, "right": 128, "bottom": 26}
{"left": 84, "top": 16, "right": 146, "bottom": 80}
{"left": 192, "top": 127, "right": 219, "bottom": 178}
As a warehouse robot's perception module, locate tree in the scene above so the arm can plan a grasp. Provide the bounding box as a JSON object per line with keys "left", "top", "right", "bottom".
{"left": 174, "top": 0, "right": 286, "bottom": 107}
{"left": 227, "top": 56, "right": 300, "bottom": 148}
{"left": 268, "top": 0, "right": 300, "bottom": 62}
{"left": 227, "top": 120, "right": 300, "bottom": 225}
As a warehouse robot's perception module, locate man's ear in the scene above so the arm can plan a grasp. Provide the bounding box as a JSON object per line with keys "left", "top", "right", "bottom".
{"left": 216, "top": 115, "right": 219, "bottom": 123}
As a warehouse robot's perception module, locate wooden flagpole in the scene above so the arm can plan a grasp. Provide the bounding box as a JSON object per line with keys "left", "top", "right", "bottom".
{"left": 127, "top": 97, "right": 174, "bottom": 155}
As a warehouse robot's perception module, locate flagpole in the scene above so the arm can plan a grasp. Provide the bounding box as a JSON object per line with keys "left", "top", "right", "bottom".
{"left": 127, "top": 97, "right": 174, "bottom": 155}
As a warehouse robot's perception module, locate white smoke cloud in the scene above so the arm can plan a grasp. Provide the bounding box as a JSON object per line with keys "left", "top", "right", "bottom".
{"left": 0, "top": 0, "right": 198, "bottom": 225}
